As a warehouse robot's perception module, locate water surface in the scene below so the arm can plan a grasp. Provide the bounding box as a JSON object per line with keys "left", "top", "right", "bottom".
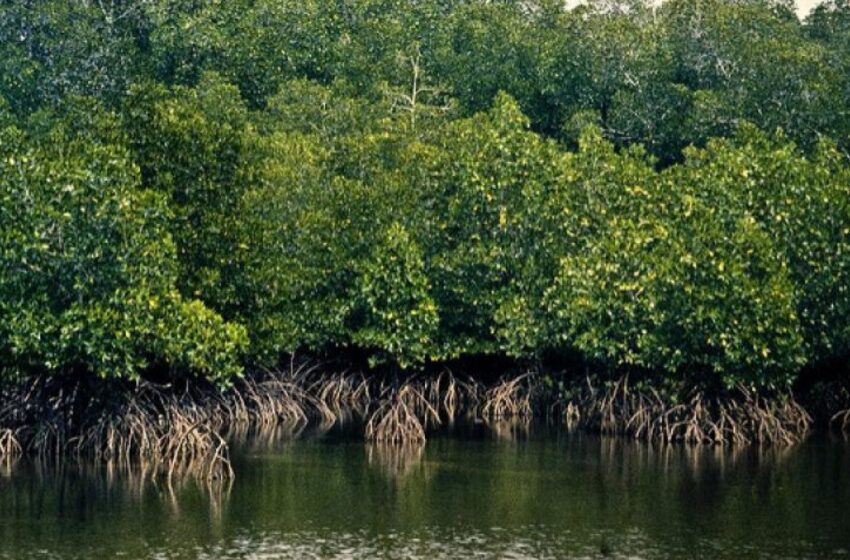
{"left": 1, "top": 425, "right": 848, "bottom": 559}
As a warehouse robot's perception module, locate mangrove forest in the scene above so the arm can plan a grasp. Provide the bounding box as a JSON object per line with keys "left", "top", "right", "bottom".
{"left": 2, "top": 0, "right": 850, "bottom": 483}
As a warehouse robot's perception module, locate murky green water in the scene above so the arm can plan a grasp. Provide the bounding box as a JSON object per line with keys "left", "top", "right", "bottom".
{"left": 1, "top": 425, "right": 849, "bottom": 559}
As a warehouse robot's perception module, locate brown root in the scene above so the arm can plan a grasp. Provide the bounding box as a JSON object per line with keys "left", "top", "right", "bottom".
{"left": 420, "top": 370, "right": 483, "bottom": 422}
{"left": 479, "top": 373, "right": 536, "bottom": 420}
{"left": 307, "top": 370, "right": 371, "bottom": 423}
{"left": 68, "top": 384, "right": 235, "bottom": 483}
{"left": 0, "top": 361, "right": 350, "bottom": 482}
{"left": 365, "top": 380, "right": 440, "bottom": 444}
{"left": 0, "top": 428, "right": 21, "bottom": 462}
{"left": 567, "top": 376, "right": 810, "bottom": 445}
{"left": 831, "top": 409, "right": 850, "bottom": 433}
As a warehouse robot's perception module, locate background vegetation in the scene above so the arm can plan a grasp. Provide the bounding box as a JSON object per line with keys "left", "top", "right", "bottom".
{"left": 2, "top": 0, "right": 850, "bottom": 395}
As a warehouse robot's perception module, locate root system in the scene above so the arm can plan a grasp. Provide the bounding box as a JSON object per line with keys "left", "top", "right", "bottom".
{"left": 0, "top": 365, "right": 830, "bottom": 479}
{"left": 365, "top": 380, "right": 440, "bottom": 443}
{"left": 479, "top": 373, "right": 537, "bottom": 420}
{"left": 565, "top": 375, "right": 811, "bottom": 445}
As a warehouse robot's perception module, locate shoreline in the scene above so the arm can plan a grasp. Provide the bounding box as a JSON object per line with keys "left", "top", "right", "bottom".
{"left": 2, "top": 365, "right": 848, "bottom": 482}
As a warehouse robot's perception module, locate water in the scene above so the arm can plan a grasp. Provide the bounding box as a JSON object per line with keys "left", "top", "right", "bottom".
{"left": 1, "top": 425, "right": 849, "bottom": 559}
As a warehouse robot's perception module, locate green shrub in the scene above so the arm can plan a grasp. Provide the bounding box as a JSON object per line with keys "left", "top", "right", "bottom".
{"left": 509, "top": 126, "right": 806, "bottom": 387}
{"left": 124, "top": 74, "right": 253, "bottom": 317}
{"left": 0, "top": 121, "right": 246, "bottom": 382}
{"left": 353, "top": 223, "right": 439, "bottom": 368}
{"left": 678, "top": 127, "right": 850, "bottom": 363}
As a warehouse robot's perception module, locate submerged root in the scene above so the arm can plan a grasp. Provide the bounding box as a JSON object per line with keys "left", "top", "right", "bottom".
{"left": 487, "top": 418, "right": 532, "bottom": 442}
{"left": 568, "top": 376, "right": 811, "bottom": 445}
{"left": 226, "top": 422, "right": 307, "bottom": 453}
{"left": 366, "top": 442, "right": 425, "bottom": 480}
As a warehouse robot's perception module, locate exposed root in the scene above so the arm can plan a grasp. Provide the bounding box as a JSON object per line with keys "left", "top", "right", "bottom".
{"left": 237, "top": 371, "right": 310, "bottom": 426}
{"left": 0, "top": 364, "right": 828, "bottom": 479}
{"left": 0, "top": 362, "right": 353, "bottom": 482}
{"left": 0, "top": 428, "right": 21, "bottom": 461}
{"left": 307, "top": 370, "right": 371, "bottom": 422}
{"left": 365, "top": 380, "right": 440, "bottom": 444}
{"left": 566, "top": 375, "right": 811, "bottom": 445}
{"left": 421, "top": 370, "right": 483, "bottom": 422}
{"left": 832, "top": 409, "right": 850, "bottom": 433}
{"left": 564, "top": 401, "right": 582, "bottom": 428}
{"left": 62, "top": 383, "right": 235, "bottom": 483}
{"left": 479, "top": 373, "right": 536, "bottom": 420}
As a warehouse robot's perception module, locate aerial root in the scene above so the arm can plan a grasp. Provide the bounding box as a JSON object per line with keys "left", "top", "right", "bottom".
{"left": 0, "top": 361, "right": 349, "bottom": 482}
{"left": 0, "top": 428, "right": 21, "bottom": 461}
{"left": 831, "top": 409, "right": 850, "bottom": 433}
{"left": 566, "top": 376, "right": 811, "bottom": 445}
{"left": 479, "top": 373, "right": 536, "bottom": 420}
{"left": 307, "top": 370, "right": 371, "bottom": 422}
{"left": 0, "top": 366, "right": 822, "bottom": 475}
{"left": 66, "top": 385, "right": 235, "bottom": 483}
{"left": 364, "top": 372, "right": 540, "bottom": 443}
{"left": 365, "top": 380, "right": 440, "bottom": 444}
{"left": 420, "top": 370, "right": 483, "bottom": 422}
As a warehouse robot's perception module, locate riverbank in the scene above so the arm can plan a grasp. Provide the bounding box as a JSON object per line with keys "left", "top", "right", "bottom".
{"left": 2, "top": 364, "right": 848, "bottom": 481}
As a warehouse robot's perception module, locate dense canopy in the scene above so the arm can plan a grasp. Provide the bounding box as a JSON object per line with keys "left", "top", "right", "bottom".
{"left": 2, "top": 0, "right": 850, "bottom": 393}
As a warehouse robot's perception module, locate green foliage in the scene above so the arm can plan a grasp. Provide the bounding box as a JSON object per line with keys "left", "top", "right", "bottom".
{"left": 0, "top": 120, "right": 246, "bottom": 382}
{"left": 124, "top": 74, "right": 253, "bottom": 316}
{"left": 677, "top": 128, "right": 850, "bottom": 363}
{"left": 230, "top": 126, "right": 347, "bottom": 359}
{"left": 433, "top": 3, "right": 539, "bottom": 117}
{"left": 540, "top": 128, "right": 804, "bottom": 387}
{"left": 354, "top": 223, "right": 439, "bottom": 368}
{"left": 426, "top": 93, "right": 563, "bottom": 358}
{"left": 146, "top": 0, "right": 343, "bottom": 107}
{"left": 3, "top": 0, "right": 850, "bottom": 391}
{"left": 0, "top": 0, "right": 149, "bottom": 114}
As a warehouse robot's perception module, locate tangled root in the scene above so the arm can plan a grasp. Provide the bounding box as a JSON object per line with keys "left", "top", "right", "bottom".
{"left": 480, "top": 373, "right": 536, "bottom": 420}
{"left": 236, "top": 371, "right": 310, "bottom": 426}
{"left": 64, "top": 384, "right": 235, "bottom": 483}
{"left": 568, "top": 376, "right": 811, "bottom": 445}
{"left": 0, "top": 362, "right": 354, "bottom": 482}
{"left": 308, "top": 370, "right": 371, "bottom": 422}
{"left": 1, "top": 365, "right": 826, "bottom": 478}
{"left": 365, "top": 381, "right": 440, "bottom": 444}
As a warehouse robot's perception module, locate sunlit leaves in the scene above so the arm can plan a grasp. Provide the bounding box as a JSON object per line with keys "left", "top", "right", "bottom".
{"left": 0, "top": 120, "right": 246, "bottom": 382}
